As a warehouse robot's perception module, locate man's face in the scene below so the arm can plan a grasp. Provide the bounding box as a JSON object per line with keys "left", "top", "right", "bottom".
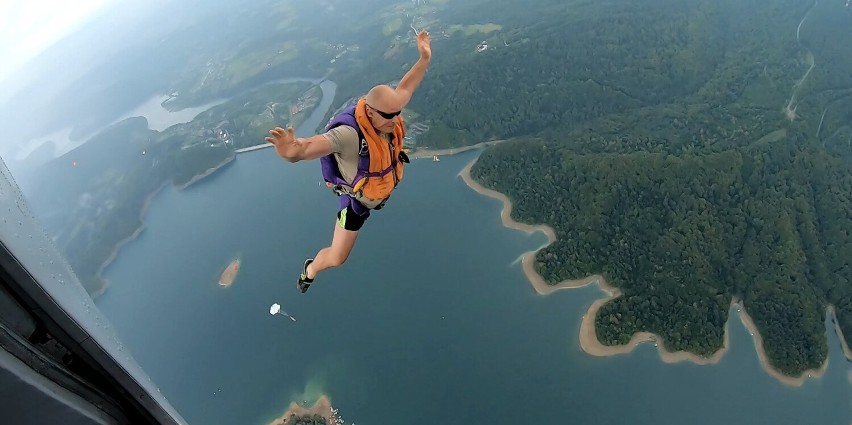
{"left": 366, "top": 104, "right": 401, "bottom": 134}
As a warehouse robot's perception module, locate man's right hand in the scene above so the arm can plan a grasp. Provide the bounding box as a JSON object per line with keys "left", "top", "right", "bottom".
{"left": 265, "top": 128, "right": 334, "bottom": 162}
{"left": 266, "top": 127, "right": 297, "bottom": 160}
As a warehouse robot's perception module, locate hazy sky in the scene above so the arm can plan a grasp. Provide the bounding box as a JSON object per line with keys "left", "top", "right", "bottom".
{"left": 0, "top": 0, "right": 113, "bottom": 82}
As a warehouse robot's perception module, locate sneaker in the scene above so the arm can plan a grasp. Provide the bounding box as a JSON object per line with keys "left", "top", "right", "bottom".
{"left": 297, "top": 258, "right": 314, "bottom": 293}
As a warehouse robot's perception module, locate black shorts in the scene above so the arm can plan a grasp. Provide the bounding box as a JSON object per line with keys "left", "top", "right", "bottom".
{"left": 336, "top": 205, "right": 369, "bottom": 231}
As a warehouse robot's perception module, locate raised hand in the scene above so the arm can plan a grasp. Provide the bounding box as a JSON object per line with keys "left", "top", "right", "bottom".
{"left": 416, "top": 29, "right": 432, "bottom": 61}
{"left": 265, "top": 127, "right": 297, "bottom": 160}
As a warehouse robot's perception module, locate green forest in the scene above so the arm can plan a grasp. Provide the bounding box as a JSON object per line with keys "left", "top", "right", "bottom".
{"left": 462, "top": 0, "right": 851, "bottom": 376}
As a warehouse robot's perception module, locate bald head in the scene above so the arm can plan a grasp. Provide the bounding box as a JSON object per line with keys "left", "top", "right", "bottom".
{"left": 365, "top": 85, "right": 402, "bottom": 113}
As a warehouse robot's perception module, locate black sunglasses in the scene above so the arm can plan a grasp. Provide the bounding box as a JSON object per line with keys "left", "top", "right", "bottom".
{"left": 367, "top": 104, "right": 401, "bottom": 119}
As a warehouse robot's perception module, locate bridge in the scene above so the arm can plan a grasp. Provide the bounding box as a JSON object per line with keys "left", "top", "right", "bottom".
{"left": 234, "top": 143, "right": 273, "bottom": 153}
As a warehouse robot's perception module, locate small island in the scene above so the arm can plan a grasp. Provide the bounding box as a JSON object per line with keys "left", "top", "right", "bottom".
{"left": 218, "top": 258, "right": 241, "bottom": 287}
{"left": 269, "top": 395, "right": 338, "bottom": 425}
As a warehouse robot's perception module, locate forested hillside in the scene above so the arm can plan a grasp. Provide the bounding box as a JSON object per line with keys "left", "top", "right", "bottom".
{"left": 465, "top": 0, "right": 851, "bottom": 376}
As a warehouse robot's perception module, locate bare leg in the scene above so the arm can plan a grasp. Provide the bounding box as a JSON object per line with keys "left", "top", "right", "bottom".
{"left": 306, "top": 221, "right": 359, "bottom": 279}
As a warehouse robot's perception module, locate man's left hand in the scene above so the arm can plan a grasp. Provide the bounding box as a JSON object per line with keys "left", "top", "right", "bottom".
{"left": 416, "top": 30, "right": 432, "bottom": 61}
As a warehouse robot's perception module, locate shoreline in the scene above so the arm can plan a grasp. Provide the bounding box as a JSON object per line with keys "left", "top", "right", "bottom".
{"left": 177, "top": 154, "right": 236, "bottom": 190}
{"left": 459, "top": 159, "right": 727, "bottom": 364}
{"left": 581, "top": 296, "right": 733, "bottom": 365}
{"left": 460, "top": 156, "right": 830, "bottom": 386}
{"left": 829, "top": 305, "right": 852, "bottom": 361}
{"left": 737, "top": 302, "right": 829, "bottom": 386}
{"left": 91, "top": 181, "right": 169, "bottom": 298}
{"left": 268, "top": 394, "right": 336, "bottom": 425}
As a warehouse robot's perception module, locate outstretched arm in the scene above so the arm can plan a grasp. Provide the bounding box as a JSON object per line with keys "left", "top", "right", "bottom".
{"left": 395, "top": 30, "right": 432, "bottom": 107}
{"left": 265, "top": 127, "right": 332, "bottom": 162}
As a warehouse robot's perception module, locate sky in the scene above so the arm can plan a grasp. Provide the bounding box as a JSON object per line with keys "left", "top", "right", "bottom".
{"left": 0, "top": 0, "right": 113, "bottom": 82}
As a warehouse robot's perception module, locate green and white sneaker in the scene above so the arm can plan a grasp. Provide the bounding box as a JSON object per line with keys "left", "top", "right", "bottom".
{"left": 297, "top": 259, "right": 314, "bottom": 293}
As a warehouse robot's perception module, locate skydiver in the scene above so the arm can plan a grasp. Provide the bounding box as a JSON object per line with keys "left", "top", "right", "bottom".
{"left": 266, "top": 29, "right": 432, "bottom": 293}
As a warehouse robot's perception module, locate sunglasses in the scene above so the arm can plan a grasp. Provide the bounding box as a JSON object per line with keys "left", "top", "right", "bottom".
{"left": 367, "top": 104, "right": 401, "bottom": 120}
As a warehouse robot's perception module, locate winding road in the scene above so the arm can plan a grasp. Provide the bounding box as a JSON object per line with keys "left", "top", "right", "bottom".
{"left": 784, "top": 0, "right": 818, "bottom": 120}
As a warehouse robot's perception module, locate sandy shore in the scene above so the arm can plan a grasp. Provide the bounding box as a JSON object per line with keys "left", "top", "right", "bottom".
{"left": 268, "top": 395, "right": 336, "bottom": 425}
{"left": 579, "top": 292, "right": 732, "bottom": 365}
{"left": 829, "top": 305, "right": 852, "bottom": 361}
{"left": 461, "top": 156, "right": 833, "bottom": 386}
{"left": 410, "top": 140, "right": 503, "bottom": 159}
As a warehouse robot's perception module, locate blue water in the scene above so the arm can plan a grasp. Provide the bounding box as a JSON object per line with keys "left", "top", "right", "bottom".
{"left": 95, "top": 149, "right": 852, "bottom": 425}
{"left": 94, "top": 81, "right": 852, "bottom": 425}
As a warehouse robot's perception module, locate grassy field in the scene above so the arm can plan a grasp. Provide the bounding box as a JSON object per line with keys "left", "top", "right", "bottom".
{"left": 224, "top": 41, "right": 299, "bottom": 85}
